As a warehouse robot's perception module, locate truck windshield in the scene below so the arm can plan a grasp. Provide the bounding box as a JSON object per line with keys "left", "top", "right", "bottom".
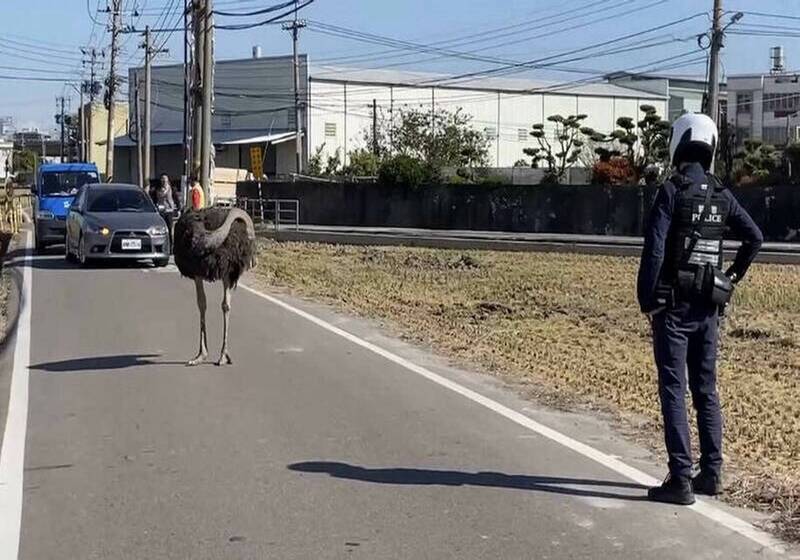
{"left": 41, "top": 172, "right": 99, "bottom": 196}
{"left": 88, "top": 189, "right": 155, "bottom": 213}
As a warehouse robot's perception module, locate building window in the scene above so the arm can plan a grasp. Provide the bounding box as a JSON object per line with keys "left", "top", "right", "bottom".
{"left": 517, "top": 128, "right": 528, "bottom": 141}
{"left": 737, "top": 92, "right": 752, "bottom": 115}
{"left": 484, "top": 126, "right": 497, "bottom": 140}
{"left": 324, "top": 122, "right": 337, "bottom": 137}
{"left": 764, "top": 93, "right": 800, "bottom": 114}
{"left": 763, "top": 126, "right": 787, "bottom": 145}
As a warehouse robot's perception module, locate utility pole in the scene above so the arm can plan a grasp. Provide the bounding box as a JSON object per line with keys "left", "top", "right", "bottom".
{"left": 105, "top": 0, "right": 122, "bottom": 180}
{"left": 191, "top": 0, "right": 205, "bottom": 183}
{"left": 135, "top": 77, "right": 144, "bottom": 189}
{"left": 57, "top": 96, "right": 66, "bottom": 161}
{"left": 183, "top": 0, "right": 192, "bottom": 192}
{"left": 707, "top": 0, "right": 723, "bottom": 126}
{"left": 372, "top": 99, "right": 378, "bottom": 156}
{"left": 200, "top": 0, "right": 214, "bottom": 200}
{"left": 81, "top": 47, "right": 102, "bottom": 164}
{"left": 141, "top": 26, "right": 169, "bottom": 191}
{"left": 79, "top": 85, "right": 86, "bottom": 161}
{"left": 283, "top": 1, "right": 306, "bottom": 175}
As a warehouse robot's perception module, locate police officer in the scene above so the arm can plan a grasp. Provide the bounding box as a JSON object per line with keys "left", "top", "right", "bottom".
{"left": 637, "top": 113, "right": 763, "bottom": 505}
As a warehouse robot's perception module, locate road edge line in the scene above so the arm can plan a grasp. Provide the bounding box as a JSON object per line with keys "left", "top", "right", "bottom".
{"left": 241, "top": 283, "right": 787, "bottom": 555}
{"left": 0, "top": 231, "right": 32, "bottom": 559}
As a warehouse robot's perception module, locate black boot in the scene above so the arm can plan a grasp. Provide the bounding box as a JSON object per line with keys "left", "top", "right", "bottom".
{"left": 648, "top": 474, "right": 695, "bottom": 505}
{"left": 692, "top": 470, "right": 723, "bottom": 496}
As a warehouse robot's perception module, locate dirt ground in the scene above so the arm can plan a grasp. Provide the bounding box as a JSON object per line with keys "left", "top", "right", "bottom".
{"left": 0, "top": 232, "right": 14, "bottom": 341}
{"left": 251, "top": 240, "right": 800, "bottom": 541}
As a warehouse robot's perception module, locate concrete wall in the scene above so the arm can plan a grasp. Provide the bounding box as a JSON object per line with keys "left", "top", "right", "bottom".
{"left": 238, "top": 181, "right": 800, "bottom": 241}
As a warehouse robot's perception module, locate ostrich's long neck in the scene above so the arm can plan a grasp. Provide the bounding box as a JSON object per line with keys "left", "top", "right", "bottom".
{"left": 198, "top": 208, "right": 256, "bottom": 251}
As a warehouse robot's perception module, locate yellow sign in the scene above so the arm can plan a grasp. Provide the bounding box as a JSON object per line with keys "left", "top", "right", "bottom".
{"left": 249, "top": 146, "right": 263, "bottom": 178}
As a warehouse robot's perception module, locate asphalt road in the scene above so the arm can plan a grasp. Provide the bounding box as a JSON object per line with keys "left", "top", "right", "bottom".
{"left": 1, "top": 233, "right": 793, "bottom": 558}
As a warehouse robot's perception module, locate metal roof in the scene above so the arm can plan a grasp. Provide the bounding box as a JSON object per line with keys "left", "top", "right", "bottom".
{"left": 310, "top": 66, "right": 668, "bottom": 100}
{"left": 115, "top": 129, "right": 297, "bottom": 148}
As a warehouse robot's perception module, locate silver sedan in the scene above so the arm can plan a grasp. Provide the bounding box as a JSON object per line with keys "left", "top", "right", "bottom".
{"left": 65, "top": 183, "right": 171, "bottom": 267}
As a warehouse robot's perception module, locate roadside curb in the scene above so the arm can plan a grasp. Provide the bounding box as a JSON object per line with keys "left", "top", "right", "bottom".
{"left": 0, "top": 233, "right": 24, "bottom": 454}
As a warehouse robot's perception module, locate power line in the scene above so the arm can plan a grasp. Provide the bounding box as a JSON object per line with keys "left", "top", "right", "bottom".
{"left": 416, "top": 11, "right": 708, "bottom": 87}
{"left": 310, "top": 0, "right": 647, "bottom": 68}
{"left": 214, "top": 0, "right": 294, "bottom": 17}
{"left": 215, "top": 0, "right": 314, "bottom": 30}
{"left": 0, "top": 75, "right": 80, "bottom": 83}
{"left": 737, "top": 10, "right": 800, "bottom": 22}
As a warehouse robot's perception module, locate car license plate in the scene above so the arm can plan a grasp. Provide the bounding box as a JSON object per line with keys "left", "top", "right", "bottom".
{"left": 121, "top": 238, "right": 142, "bottom": 251}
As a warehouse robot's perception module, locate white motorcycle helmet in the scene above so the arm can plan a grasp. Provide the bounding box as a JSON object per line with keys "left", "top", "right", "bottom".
{"left": 669, "top": 112, "right": 718, "bottom": 171}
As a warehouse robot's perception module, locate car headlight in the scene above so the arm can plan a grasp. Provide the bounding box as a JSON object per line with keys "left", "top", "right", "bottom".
{"left": 36, "top": 211, "right": 54, "bottom": 220}
{"left": 86, "top": 224, "right": 110, "bottom": 236}
{"left": 148, "top": 225, "right": 168, "bottom": 236}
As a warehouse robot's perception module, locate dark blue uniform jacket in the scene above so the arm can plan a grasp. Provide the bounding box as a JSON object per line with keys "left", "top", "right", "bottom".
{"left": 637, "top": 162, "right": 764, "bottom": 314}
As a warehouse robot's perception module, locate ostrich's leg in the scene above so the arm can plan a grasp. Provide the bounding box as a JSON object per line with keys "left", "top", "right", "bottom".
{"left": 217, "top": 280, "right": 233, "bottom": 366}
{"left": 187, "top": 277, "right": 209, "bottom": 366}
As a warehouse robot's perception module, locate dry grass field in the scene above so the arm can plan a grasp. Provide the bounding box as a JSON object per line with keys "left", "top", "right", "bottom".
{"left": 251, "top": 240, "right": 800, "bottom": 540}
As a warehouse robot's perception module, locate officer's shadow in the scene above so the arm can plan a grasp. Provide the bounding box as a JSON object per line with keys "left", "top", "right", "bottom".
{"left": 288, "top": 461, "right": 648, "bottom": 502}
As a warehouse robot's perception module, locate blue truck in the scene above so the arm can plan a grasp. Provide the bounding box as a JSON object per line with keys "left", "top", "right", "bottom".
{"left": 33, "top": 162, "right": 100, "bottom": 253}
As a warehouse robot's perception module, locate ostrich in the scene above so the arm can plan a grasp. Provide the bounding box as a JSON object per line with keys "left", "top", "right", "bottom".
{"left": 173, "top": 207, "right": 257, "bottom": 366}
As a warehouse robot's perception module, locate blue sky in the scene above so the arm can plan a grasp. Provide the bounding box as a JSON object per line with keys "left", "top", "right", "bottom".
{"left": 2, "top": 0, "right": 799, "bottom": 131}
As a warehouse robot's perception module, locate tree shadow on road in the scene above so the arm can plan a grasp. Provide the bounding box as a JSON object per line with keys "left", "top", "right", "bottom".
{"left": 30, "top": 354, "right": 184, "bottom": 372}
{"left": 288, "top": 461, "right": 648, "bottom": 502}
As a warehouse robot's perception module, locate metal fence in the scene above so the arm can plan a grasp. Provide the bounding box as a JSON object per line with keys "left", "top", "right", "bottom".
{"left": 236, "top": 198, "right": 300, "bottom": 231}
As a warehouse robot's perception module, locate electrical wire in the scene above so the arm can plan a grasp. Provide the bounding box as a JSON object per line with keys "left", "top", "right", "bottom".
{"left": 215, "top": 0, "right": 314, "bottom": 30}
{"left": 214, "top": 0, "right": 295, "bottom": 17}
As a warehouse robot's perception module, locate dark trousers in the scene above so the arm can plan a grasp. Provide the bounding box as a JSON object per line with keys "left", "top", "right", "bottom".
{"left": 652, "top": 301, "right": 723, "bottom": 479}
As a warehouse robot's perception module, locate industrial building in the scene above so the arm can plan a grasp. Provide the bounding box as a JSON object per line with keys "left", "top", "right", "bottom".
{"left": 0, "top": 140, "right": 11, "bottom": 181}
{"left": 727, "top": 47, "right": 800, "bottom": 146}
{"left": 113, "top": 53, "right": 308, "bottom": 189}
{"left": 79, "top": 102, "right": 129, "bottom": 178}
{"left": 605, "top": 72, "right": 725, "bottom": 122}
{"left": 310, "top": 66, "right": 668, "bottom": 169}
{"left": 114, "top": 53, "right": 669, "bottom": 192}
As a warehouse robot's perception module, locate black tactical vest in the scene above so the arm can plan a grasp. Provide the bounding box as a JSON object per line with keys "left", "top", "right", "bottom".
{"left": 661, "top": 172, "right": 731, "bottom": 283}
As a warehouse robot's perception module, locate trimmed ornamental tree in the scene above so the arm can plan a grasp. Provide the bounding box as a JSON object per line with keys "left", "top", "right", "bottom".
{"left": 524, "top": 114, "right": 588, "bottom": 184}
{"left": 610, "top": 105, "right": 671, "bottom": 182}
{"left": 735, "top": 140, "right": 780, "bottom": 185}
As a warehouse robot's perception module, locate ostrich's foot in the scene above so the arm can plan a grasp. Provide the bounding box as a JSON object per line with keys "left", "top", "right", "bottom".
{"left": 215, "top": 351, "right": 233, "bottom": 367}
{"left": 187, "top": 352, "right": 208, "bottom": 367}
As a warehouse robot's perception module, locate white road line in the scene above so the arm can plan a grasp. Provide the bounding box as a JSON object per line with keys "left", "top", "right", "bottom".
{"left": 241, "top": 283, "right": 787, "bottom": 555}
{"left": 0, "top": 231, "right": 32, "bottom": 559}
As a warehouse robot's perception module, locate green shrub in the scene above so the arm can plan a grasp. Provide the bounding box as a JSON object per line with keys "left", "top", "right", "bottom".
{"left": 378, "top": 155, "right": 435, "bottom": 189}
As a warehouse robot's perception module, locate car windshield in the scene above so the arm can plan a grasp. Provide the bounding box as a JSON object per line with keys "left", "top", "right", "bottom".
{"left": 41, "top": 171, "right": 99, "bottom": 196}
{"left": 87, "top": 189, "right": 155, "bottom": 213}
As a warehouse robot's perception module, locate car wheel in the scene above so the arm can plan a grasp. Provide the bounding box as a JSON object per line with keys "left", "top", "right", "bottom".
{"left": 154, "top": 257, "right": 169, "bottom": 268}
{"left": 78, "top": 235, "right": 88, "bottom": 266}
